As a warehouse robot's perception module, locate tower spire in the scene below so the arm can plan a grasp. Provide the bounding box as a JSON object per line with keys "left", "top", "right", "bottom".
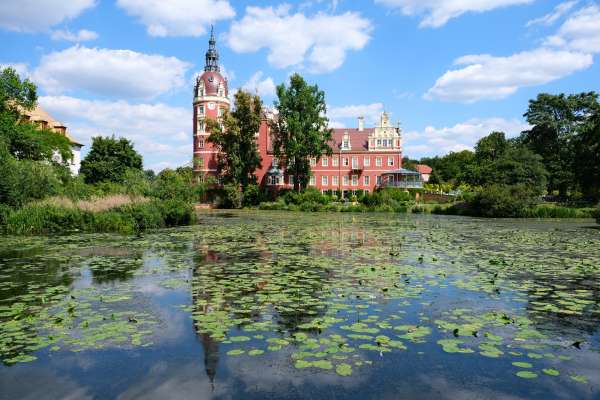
{"left": 204, "top": 25, "right": 220, "bottom": 72}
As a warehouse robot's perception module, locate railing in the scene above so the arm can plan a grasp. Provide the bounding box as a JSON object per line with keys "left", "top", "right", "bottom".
{"left": 382, "top": 181, "right": 424, "bottom": 189}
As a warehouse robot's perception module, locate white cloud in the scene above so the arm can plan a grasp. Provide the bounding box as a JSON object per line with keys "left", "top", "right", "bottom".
{"left": 50, "top": 29, "right": 98, "bottom": 42}
{"left": 425, "top": 48, "right": 593, "bottom": 102}
{"left": 241, "top": 71, "right": 276, "bottom": 97}
{"left": 33, "top": 46, "right": 190, "bottom": 99}
{"left": 374, "top": 0, "right": 532, "bottom": 28}
{"left": 328, "top": 103, "right": 384, "bottom": 127}
{"left": 227, "top": 6, "right": 372, "bottom": 73}
{"left": 39, "top": 96, "right": 191, "bottom": 171}
{"left": 117, "top": 0, "right": 235, "bottom": 37}
{"left": 544, "top": 5, "right": 600, "bottom": 53}
{"left": 404, "top": 117, "right": 530, "bottom": 158}
{"left": 526, "top": 1, "right": 578, "bottom": 27}
{"left": 0, "top": 0, "right": 96, "bottom": 32}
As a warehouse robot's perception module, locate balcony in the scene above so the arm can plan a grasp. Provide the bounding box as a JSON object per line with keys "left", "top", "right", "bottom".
{"left": 382, "top": 180, "right": 423, "bottom": 189}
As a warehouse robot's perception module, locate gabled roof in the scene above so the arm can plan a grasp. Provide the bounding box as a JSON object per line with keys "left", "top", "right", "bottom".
{"left": 416, "top": 164, "right": 432, "bottom": 174}
{"left": 20, "top": 105, "right": 83, "bottom": 146}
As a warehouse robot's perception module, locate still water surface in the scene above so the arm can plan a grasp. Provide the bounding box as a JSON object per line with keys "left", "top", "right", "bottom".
{"left": 1, "top": 212, "right": 599, "bottom": 399}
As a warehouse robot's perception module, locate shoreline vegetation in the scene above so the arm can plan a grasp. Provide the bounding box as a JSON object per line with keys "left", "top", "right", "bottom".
{"left": 253, "top": 187, "right": 598, "bottom": 219}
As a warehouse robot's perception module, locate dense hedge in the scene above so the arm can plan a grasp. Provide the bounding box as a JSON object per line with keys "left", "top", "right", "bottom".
{"left": 2, "top": 199, "right": 195, "bottom": 235}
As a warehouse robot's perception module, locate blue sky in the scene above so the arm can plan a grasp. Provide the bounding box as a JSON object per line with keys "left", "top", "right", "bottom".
{"left": 1, "top": 0, "right": 599, "bottom": 171}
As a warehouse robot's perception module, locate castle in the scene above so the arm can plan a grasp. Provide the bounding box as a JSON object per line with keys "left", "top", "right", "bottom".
{"left": 192, "top": 30, "right": 422, "bottom": 196}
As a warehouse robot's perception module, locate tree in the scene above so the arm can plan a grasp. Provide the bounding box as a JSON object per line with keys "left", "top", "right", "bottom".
{"left": 207, "top": 90, "right": 262, "bottom": 189}
{"left": 475, "top": 131, "right": 509, "bottom": 163}
{"left": 271, "top": 74, "right": 332, "bottom": 191}
{"left": 420, "top": 150, "right": 476, "bottom": 186}
{"left": 0, "top": 67, "right": 36, "bottom": 115}
{"left": 80, "top": 136, "right": 143, "bottom": 184}
{"left": 0, "top": 68, "right": 71, "bottom": 164}
{"left": 574, "top": 110, "right": 600, "bottom": 200}
{"left": 521, "top": 92, "right": 599, "bottom": 197}
{"left": 480, "top": 146, "right": 548, "bottom": 195}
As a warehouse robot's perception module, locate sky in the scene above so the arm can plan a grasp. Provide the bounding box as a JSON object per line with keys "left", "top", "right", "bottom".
{"left": 1, "top": 0, "right": 599, "bottom": 171}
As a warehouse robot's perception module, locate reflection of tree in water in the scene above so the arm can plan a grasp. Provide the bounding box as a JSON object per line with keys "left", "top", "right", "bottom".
{"left": 523, "top": 275, "right": 600, "bottom": 337}
{"left": 77, "top": 247, "right": 143, "bottom": 284}
{"left": 0, "top": 250, "right": 74, "bottom": 364}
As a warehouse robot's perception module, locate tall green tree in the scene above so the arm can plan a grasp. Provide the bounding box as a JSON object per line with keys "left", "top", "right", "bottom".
{"left": 474, "top": 131, "right": 509, "bottom": 163}
{"left": 574, "top": 110, "right": 600, "bottom": 200}
{"left": 0, "top": 67, "right": 36, "bottom": 115}
{"left": 80, "top": 136, "right": 143, "bottom": 184}
{"left": 207, "top": 90, "right": 262, "bottom": 189}
{"left": 0, "top": 67, "right": 71, "bottom": 163}
{"left": 420, "top": 150, "right": 476, "bottom": 186}
{"left": 521, "top": 92, "right": 599, "bottom": 197}
{"left": 271, "top": 74, "right": 332, "bottom": 191}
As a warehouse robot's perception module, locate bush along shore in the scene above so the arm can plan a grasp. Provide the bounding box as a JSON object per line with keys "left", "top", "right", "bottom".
{"left": 1, "top": 197, "right": 195, "bottom": 235}
{"left": 249, "top": 187, "right": 599, "bottom": 220}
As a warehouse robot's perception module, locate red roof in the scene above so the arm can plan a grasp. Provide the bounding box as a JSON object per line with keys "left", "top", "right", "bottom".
{"left": 416, "top": 164, "right": 432, "bottom": 174}
{"left": 328, "top": 128, "right": 374, "bottom": 152}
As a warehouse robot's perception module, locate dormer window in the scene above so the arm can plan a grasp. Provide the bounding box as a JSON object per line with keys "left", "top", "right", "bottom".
{"left": 342, "top": 132, "right": 351, "bottom": 150}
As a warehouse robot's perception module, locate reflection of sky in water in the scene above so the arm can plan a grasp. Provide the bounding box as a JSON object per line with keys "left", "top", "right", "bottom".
{"left": 0, "top": 213, "right": 599, "bottom": 399}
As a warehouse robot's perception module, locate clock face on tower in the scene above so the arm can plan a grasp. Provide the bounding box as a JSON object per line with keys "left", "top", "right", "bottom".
{"left": 207, "top": 102, "right": 216, "bottom": 110}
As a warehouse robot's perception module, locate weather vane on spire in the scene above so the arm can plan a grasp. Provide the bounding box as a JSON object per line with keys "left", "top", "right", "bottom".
{"left": 204, "top": 25, "right": 220, "bottom": 72}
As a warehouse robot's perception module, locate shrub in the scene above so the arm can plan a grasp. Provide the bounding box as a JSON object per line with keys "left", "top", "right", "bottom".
{"left": 467, "top": 184, "right": 539, "bottom": 218}
{"left": 0, "top": 158, "right": 62, "bottom": 207}
{"left": 242, "top": 184, "right": 263, "bottom": 207}
{"left": 218, "top": 183, "right": 242, "bottom": 209}
{"left": 158, "top": 199, "right": 196, "bottom": 226}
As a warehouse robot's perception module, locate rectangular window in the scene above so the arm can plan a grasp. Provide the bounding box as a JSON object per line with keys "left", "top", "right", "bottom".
{"left": 310, "top": 176, "right": 316, "bottom": 186}
{"left": 352, "top": 175, "right": 358, "bottom": 186}
{"left": 218, "top": 107, "right": 224, "bottom": 117}
{"left": 332, "top": 157, "right": 339, "bottom": 167}
{"left": 364, "top": 156, "right": 370, "bottom": 167}
{"left": 198, "top": 138, "right": 204, "bottom": 149}
{"left": 364, "top": 175, "right": 370, "bottom": 186}
{"left": 377, "top": 139, "right": 381, "bottom": 147}
{"left": 376, "top": 157, "right": 382, "bottom": 167}
{"left": 272, "top": 157, "right": 278, "bottom": 167}
{"left": 343, "top": 175, "right": 349, "bottom": 186}
{"left": 198, "top": 120, "right": 205, "bottom": 132}
{"left": 198, "top": 105, "right": 205, "bottom": 115}
{"left": 288, "top": 175, "right": 294, "bottom": 186}
{"left": 343, "top": 139, "right": 349, "bottom": 149}
{"left": 269, "top": 175, "right": 280, "bottom": 186}
{"left": 352, "top": 156, "right": 359, "bottom": 169}
{"left": 196, "top": 157, "right": 204, "bottom": 168}
{"left": 343, "top": 157, "right": 349, "bottom": 167}
{"left": 310, "top": 158, "right": 317, "bottom": 167}
{"left": 322, "top": 176, "right": 328, "bottom": 186}
{"left": 377, "top": 176, "right": 382, "bottom": 185}
{"left": 388, "top": 156, "right": 394, "bottom": 166}
{"left": 332, "top": 175, "right": 338, "bottom": 186}
{"left": 322, "top": 157, "right": 329, "bottom": 167}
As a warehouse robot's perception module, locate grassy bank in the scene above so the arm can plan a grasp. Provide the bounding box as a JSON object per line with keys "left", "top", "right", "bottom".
{"left": 1, "top": 195, "right": 195, "bottom": 235}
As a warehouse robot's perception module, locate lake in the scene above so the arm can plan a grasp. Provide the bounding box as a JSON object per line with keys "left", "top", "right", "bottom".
{"left": 1, "top": 211, "right": 599, "bottom": 399}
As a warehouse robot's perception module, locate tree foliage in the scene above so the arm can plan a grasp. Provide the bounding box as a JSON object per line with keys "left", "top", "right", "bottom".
{"left": 80, "top": 136, "right": 143, "bottom": 184}
{"left": 0, "top": 67, "right": 36, "bottom": 115}
{"left": 521, "top": 92, "right": 600, "bottom": 197}
{"left": 271, "top": 74, "right": 332, "bottom": 191}
{"left": 0, "top": 67, "right": 72, "bottom": 163}
{"left": 207, "top": 90, "right": 262, "bottom": 189}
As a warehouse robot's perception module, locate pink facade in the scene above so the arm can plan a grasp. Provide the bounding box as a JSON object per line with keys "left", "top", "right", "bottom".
{"left": 254, "top": 114, "right": 404, "bottom": 194}
{"left": 193, "top": 31, "right": 405, "bottom": 195}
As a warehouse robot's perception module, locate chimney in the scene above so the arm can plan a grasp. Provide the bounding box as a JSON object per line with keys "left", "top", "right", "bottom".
{"left": 357, "top": 116, "right": 364, "bottom": 132}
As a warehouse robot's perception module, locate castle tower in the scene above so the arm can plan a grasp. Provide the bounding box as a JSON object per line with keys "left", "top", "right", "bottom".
{"left": 193, "top": 26, "right": 229, "bottom": 178}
